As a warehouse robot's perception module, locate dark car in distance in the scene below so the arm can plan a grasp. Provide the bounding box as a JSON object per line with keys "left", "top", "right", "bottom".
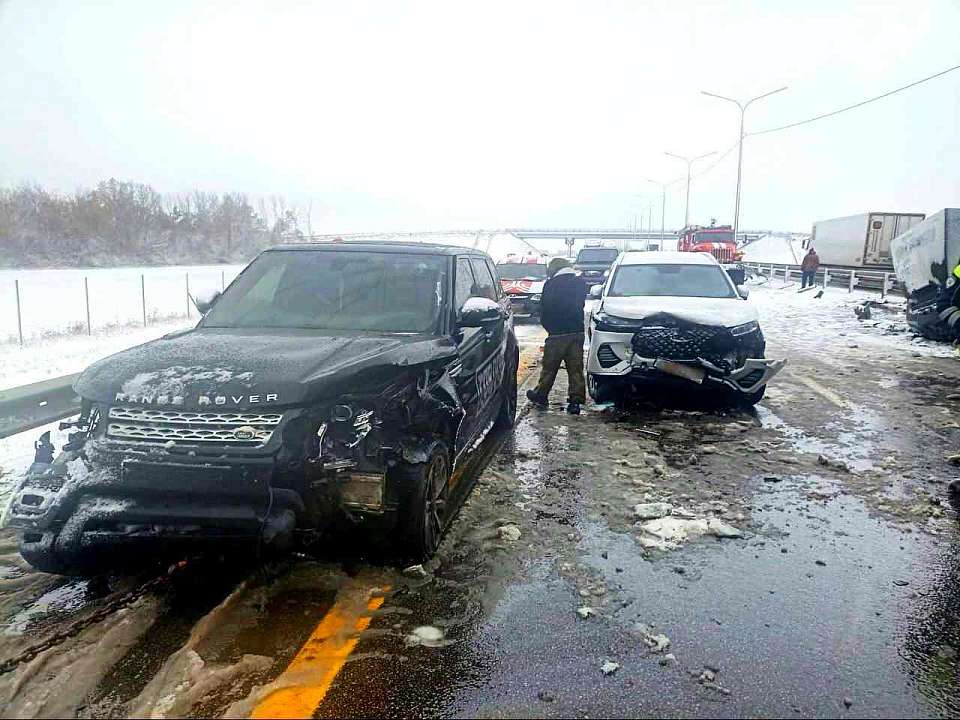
{"left": 574, "top": 246, "right": 620, "bottom": 285}
{"left": 3, "top": 243, "right": 519, "bottom": 574}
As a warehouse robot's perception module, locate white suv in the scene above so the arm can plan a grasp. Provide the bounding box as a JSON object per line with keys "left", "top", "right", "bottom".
{"left": 586, "top": 251, "right": 785, "bottom": 406}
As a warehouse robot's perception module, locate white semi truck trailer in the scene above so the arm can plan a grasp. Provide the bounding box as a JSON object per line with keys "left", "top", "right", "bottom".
{"left": 891, "top": 208, "right": 960, "bottom": 340}
{"left": 809, "top": 212, "right": 925, "bottom": 270}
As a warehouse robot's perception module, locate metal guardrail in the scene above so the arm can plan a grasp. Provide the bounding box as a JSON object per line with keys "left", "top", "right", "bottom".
{"left": 743, "top": 262, "right": 903, "bottom": 297}
{"left": 0, "top": 374, "right": 81, "bottom": 440}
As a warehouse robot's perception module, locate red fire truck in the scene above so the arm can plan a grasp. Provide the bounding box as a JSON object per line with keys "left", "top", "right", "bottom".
{"left": 677, "top": 224, "right": 745, "bottom": 284}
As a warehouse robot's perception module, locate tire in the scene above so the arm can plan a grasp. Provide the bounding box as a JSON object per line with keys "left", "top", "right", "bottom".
{"left": 588, "top": 373, "right": 620, "bottom": 404}
{"left": 395, "top": 442, "right": 452, "bottom": 563}
{"left": 494, "top": 351, "right": 519, "bottom": 430}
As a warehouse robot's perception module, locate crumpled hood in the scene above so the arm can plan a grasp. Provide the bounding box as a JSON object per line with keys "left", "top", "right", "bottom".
{"left": 74, "top": 328, "right": 458, "bottom": 409}
{"left": 599, "top": 295, "right": 758, "bottom": 328}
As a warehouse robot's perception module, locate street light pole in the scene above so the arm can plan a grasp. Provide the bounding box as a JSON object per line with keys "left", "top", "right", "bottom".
{"left": 701, "top": 86, "right": 787, "bottom": 244}
{"left": 664, "top": 151, "right": 716, "bottom": 228}
{"left": 641, "top": 178, "right": 668, "bottom": 248}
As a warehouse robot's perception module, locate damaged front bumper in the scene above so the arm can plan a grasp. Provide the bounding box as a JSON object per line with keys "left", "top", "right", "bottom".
{"left": 587, "top": 328, "right": 786, "bottom": 393}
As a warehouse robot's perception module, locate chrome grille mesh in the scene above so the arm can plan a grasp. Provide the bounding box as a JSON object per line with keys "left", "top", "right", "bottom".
{"left": 107, "top": 407, "right": 282, "bottom": 445}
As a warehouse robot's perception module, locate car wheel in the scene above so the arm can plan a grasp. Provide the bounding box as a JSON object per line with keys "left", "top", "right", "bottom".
{"left": 396, "top": 443, "right": 451, "bottom": 563}
{"left": 494, "top": 351, "right": 519, "bottom": 430}
{"left": 588, "top": 373, "right": 619, "bottom": 404}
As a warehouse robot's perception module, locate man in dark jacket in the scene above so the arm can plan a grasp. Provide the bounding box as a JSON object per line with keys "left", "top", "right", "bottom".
{"left": 526, "top": 257, "right": 588, "bottom": 414}
{"left": 801, "top": 248, "right": 820, "bottom": 288}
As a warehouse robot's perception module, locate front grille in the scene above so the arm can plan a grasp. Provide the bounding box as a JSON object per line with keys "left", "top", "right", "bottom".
{"left": 596, "top": 344, "right": 621, "bottom": 368}
{"left": 106, "top": 407, "right": 283, "bottom": 446}
{"left": 631, "top": 325, "right": 726, "bottom": 364}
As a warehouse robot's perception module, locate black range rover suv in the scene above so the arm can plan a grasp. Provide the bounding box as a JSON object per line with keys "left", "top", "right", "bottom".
{"left": 4, "top": 243, "right": 519, "bottom": 574}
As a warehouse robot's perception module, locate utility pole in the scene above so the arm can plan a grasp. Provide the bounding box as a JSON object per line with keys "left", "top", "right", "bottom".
{"left": 701, "top": 86, "right": 787, "bottom": 244}
{"left": 664, "top": 151, "right": 716, "bottom": 229}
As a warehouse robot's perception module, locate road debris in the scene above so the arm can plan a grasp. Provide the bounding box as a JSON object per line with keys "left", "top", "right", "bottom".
{"left": 497, "top": 524, "right": 522, "bottom": 541}
{"left": 405, "top": 625, "right": 446, "bottom": 648}
{"left": 633, "top": 502, "right": 673, "bottom": 520}
{"left": 818, "top": 454, "right": 852, "bottom": 472}
{"left": 638, "top": 516, "right": 744, "bottom": 549}
{"left": 402, "top": 564, "right": 429, "bottom": 579}
{"left": 601, "top": 661, "right": 620, "bottom": 676}
{"left": 637, "top": 624, "right": 671, "bottom": 653}
{"left": 577, "top": 606, "right": 596, "bottom": 619}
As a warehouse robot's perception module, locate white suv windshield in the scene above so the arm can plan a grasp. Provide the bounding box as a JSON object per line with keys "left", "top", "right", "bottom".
{"left": 202, "top": 250, "right": 447, "bottom": 333}
{"left": 608, "top": 264, "right": 735, "bottom": 299}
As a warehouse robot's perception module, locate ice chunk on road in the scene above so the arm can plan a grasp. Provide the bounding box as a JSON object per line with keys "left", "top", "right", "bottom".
{"left": 638, "top": 517, "right": 744, "bottom": 549}
{"left": 601, "top": 661, "right": 620, "bottom": 676}
{"left": 633, "top": 502, "right": 672, "bottom": 520}
{"left": 405, "top": 625, "right": 447, "bottom": 648}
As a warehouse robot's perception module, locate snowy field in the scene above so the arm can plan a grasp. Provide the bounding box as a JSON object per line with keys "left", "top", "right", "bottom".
{"left": 0, "top": 264, "right": 243, "bottom": 344}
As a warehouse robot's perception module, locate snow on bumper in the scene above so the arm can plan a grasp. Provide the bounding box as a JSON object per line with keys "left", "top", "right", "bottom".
{"left": 587, "top": 328, "right": 786, "bottom": 393}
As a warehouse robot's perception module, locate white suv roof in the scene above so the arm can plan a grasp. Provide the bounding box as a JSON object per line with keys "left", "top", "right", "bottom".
{"left": 619, "top": 251, "right": 719, "bottom": 266}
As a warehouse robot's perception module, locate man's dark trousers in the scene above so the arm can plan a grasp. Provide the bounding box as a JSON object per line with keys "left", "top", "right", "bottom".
{"left": 532, "top": 332, "right": 586, "bottom": 404}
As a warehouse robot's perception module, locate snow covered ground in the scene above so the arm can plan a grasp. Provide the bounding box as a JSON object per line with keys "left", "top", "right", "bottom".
{"left": 0, "top": 318, "right": 193, "bottom": 390}
{"left": 0, "top": 264, "right": 243, "bottom": 344}
{"left": 741, "top": 234, "right": 805, "bottom": 265}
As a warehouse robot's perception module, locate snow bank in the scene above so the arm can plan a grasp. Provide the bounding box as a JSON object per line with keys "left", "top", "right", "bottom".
{"left": 741, "top": 235, "right": 804, "bottom": 265}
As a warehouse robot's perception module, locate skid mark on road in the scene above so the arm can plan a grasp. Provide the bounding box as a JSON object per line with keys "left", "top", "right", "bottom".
{"left": 250, "top": 581, "right": 389, "bottom": 719}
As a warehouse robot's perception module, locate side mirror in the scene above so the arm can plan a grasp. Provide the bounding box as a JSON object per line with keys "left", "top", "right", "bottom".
{"left": 589, "top": 284, "right": 604, "bottom": 299}
{"left": 194, "top": 288, "right": 221, "bottom": 314}
{"left": 458, "top": 297, "right": 502, "bottom": 327}
{"left": 737, "top": 285, "right": 750, "bottom": 300}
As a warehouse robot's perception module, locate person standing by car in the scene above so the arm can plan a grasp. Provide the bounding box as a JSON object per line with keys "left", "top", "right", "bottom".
{"left": 801, "top": 247, "right": 820, "bottom": 288}
{"left": 526, "top": 257, "right": 588, "bottom": 414}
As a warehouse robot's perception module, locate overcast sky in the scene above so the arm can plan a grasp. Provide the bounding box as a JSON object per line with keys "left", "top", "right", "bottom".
{"left": 1, "top": 0, "right": 958, "bottom": 233}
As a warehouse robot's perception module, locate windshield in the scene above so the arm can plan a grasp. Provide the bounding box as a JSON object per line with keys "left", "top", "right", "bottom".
{"left": 201, "top": 250, "right": 447, "bottom": 333}
{"left": 694, "top": 231, "right": 734, "bottom": 243}
{"left": 608, "top": 264, "right": 736, "bottom": 299}
{"left": 577, "top": 248, "right": 619, "bottom": 263}
{"left": 497, "top": 263, "right": 547, "bottom": 280}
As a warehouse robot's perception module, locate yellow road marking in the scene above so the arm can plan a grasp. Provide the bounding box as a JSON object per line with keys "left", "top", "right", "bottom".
{"left": 794, "top": 375, "right": 846, "bottom": 408}
{"left": 251, "top": 585, "right": 388, "bottom": 719}
{"left": 251, "top": 345, "right": 540, "bottom": 719}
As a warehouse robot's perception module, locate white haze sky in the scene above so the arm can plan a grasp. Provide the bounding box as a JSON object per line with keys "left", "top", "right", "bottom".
{"left": 1, "top": 0, "right": 958, "bottom": 233}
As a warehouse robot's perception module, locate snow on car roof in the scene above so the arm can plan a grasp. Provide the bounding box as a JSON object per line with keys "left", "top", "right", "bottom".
{"left": 619, "top": 251, "right": 719, "bottom": 266}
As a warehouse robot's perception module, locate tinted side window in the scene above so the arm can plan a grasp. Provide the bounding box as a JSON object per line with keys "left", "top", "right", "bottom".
{"left": 485, "top": 259, "right": 504, "bottom": 299}
{"left": 470, "top": 258, "right": 497, "bottom": 301}
{"left": 455, "top": 257, "right": 475, "bottom": 309}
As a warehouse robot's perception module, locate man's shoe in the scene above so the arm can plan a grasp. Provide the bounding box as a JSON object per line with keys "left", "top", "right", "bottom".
{"left": 566, "top": 402, "right": 581, "bottom": 415}
{"left": 526, "top": 390, "right": 548, "bottom": 408}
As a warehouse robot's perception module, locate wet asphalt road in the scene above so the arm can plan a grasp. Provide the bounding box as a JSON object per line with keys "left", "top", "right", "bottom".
{"left": 2, "top": 285, "right": 960, "bottom": 717}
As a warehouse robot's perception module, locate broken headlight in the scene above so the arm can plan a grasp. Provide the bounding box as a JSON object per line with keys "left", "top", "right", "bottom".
{"left": 593, "top": 311, "right": 636, "bottom": 332}
{"left": 730, "top": 320, "right": 760, "bottom": 337}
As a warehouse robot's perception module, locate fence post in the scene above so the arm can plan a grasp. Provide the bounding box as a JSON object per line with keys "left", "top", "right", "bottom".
{"left": 785, "top": 267, "right": 791, "bottom": 283}
{"left": 141, "top": 274, "right": 147, "bottom": 327}
{"left": 221, "top": 269, "right": 226, "bottom": 291}
{"left": 14, "top": 279, "right": 23, "bottom": 346}
{"left": 84, "top": 276, "right": 91, "bottom": 336}
{"left": 185, "top": 273, "right": 191, "bottom": 318}
{"left": 882, "top": 272, "right": 889, "bottom": 300}
{"left": 822, "top": 267, "right": 830, "bottom": 288}
{"left": 849, "top": 270, "right": 856, "bottom": 292}
{"left": 769, "top": 264, "right": 774, "bottom": 279}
